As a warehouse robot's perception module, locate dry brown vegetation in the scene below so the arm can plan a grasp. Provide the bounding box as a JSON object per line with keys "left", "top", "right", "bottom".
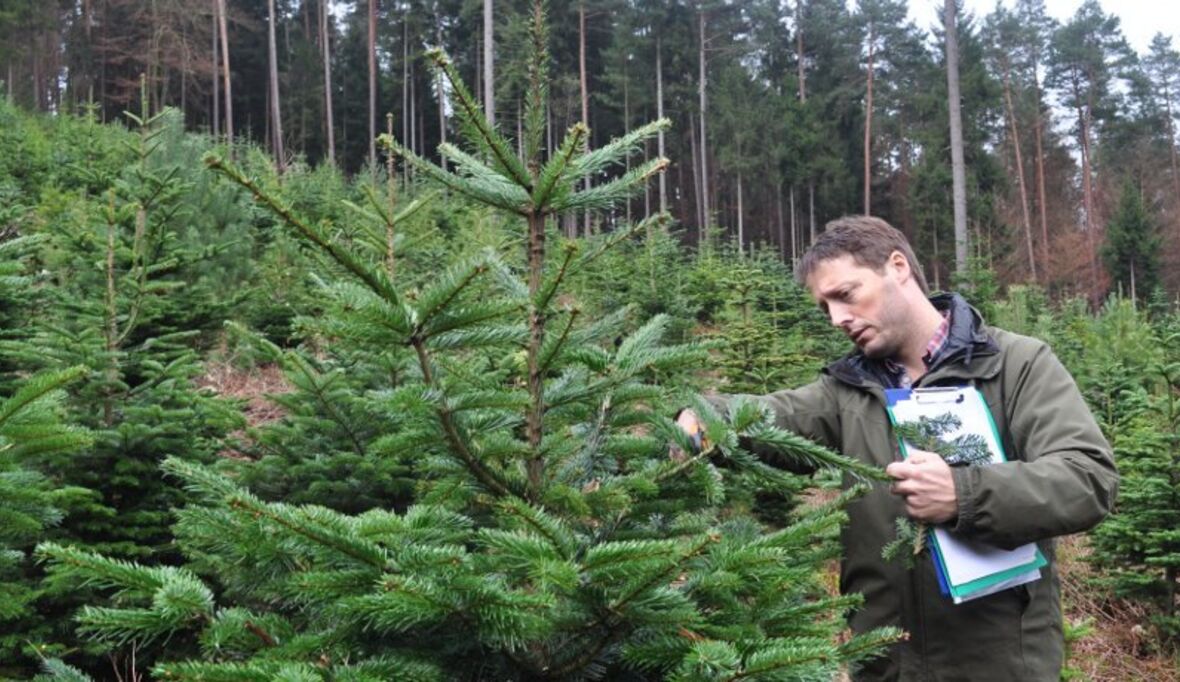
{"left": 197, "top": 361, "right": 291, "bottom": 459}
{"left": 1057, "top": 534, "right": 1179, "bottom": 681}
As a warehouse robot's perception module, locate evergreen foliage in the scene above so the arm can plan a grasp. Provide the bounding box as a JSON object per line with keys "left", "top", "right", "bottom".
{"left": 221, "top": 328, "right": 417, "bottom": 515}
{"left": 1101, "top": 180, "right": 1160, "bottom": 303}
{"left": 1087, "top": 308, "right": 1180, "bottom": 644}
{"left": 0, "top": 94, "right": 243, "bottom": 675}
{"left": 5, "top": 91, "right": 244, "bottom": 560}
{"left": 36, "top": 4, "right": 899, "bottom": 678}
{"left": 0, "top": 367, "right": 93, "bottom": 673}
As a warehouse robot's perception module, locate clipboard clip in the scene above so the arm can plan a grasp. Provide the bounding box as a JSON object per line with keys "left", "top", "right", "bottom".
{"left": 911, "top": 387, "right": 967, "bottom": 404}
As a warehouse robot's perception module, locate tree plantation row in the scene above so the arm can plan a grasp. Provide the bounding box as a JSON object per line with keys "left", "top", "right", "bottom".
{"left": 2, "top": 0, "right": 1179, "bottom": 304}
{"left": 1, "top": 29, "right": 1178, "bottom": 674}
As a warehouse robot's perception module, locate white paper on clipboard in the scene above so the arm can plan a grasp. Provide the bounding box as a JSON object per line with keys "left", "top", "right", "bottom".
{"left": 885, "top": 386, "right": 1044, "bottom": 591}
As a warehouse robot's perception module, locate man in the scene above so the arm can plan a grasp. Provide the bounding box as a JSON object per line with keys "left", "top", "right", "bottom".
{"left": 676, "top": 216, "right": 1117, "bottom": 681}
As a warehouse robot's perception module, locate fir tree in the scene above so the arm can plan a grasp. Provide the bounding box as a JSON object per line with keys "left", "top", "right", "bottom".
{"left": 0, "top": 367, "right": 93, "bottom": 673}
{"left": 38, "top": 3, "right": 898, "bottom": 678}
{"left": 1101, "top": 179, "right": 1160, "bottom": 303}
{"left": 4, "top": 96, "right": 244, "bottom": 563}
{"left": 1087, "top": 310, "right": 1180, "bottom": 645}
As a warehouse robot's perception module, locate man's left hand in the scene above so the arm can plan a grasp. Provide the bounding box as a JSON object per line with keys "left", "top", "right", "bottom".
{"left": 885, "top": 450, "right": 958, "bottom": 524}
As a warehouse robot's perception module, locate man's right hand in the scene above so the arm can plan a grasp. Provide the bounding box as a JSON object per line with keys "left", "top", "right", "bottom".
{"left": 669, "top": 408, "right": 705, "bottom": 462}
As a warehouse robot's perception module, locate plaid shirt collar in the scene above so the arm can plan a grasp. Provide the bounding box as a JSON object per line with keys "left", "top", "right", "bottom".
{"left": 883, "top": 311, "right": 951, "bottom": 388}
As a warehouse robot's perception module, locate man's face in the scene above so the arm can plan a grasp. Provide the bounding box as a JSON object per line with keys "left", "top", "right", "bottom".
{"left": 805, "top": 254, "right": 910, "bottom": 359}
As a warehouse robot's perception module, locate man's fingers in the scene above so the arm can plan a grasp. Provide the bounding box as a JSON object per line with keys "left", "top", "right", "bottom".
{"left": 905, "top": 449, "right": 935, "bottom": 464}
{"left": 890, "top": 479, "right": 918, "bottom": 497}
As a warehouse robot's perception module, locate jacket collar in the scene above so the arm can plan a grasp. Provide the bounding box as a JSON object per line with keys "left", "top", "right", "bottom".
{"left": 823, "top": 292, "right": 1000, "bottom": 391}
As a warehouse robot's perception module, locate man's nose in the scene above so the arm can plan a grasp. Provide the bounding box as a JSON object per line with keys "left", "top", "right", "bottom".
{"left": 827, "top": 302, "right": 852, "bottom": 328}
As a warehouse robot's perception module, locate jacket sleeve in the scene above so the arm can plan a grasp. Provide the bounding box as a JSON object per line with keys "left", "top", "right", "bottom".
{"left": 950, "top": 342, "right": 1118, "bottom": 550}
{"left": 704, "top": 376, "right": 844, "bottom": 474}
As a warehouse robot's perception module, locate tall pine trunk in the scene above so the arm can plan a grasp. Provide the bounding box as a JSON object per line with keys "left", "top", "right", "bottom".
{"left": 790, "top": 185, "right": 798, "bottom": 262}
{"left": 863, "top": 21, "right": 874, "bottom": 215}
{"left": 776, "top": 184, "right": 786, "bottom": 261}
{"left": 1071, "top": 70, "right": 1099, "bottom": 296}
{"left": 656, "top": 36, "right": 667, "bottom": 214}
{"left": 689, "top": 112, "right": 703, "bottom": 237}
{"left": 698, "top": 9, "right": 709, "bottom": 237}
{"left": 797, "top": 0, "right": 816, "bottom": 236}
{"left": 1001, "top": 66, "right": 1036, "bottom": 282}
{"left": 437, "top": 25, "right": 447, "bottom": 172}
{"left": 579, "top": 2, "right": 590, "bottom": 236}
{"left": 945, "top": 0, "right": 968, "bottom": 278}
{"left": 1164, "top": 81, "right": 1180, "bottom": 202}
{"left": 736, "top": 172, "right": 744, "bottom": 256}
{"left": 368, "top": 0, "right": 377, "bottom": 172}
{"left": 483, "top": 0, "right": 493, "bottom": 125}
{"left": 321, "top": 0, "right": 335, "bottom": 165}
{"left": 211, "top": 1, "right": 220, "bottom": 137}
{"left": 402, "top": 18, "right": 409, "bottom": 181}
{"left": 217, "top": 0, "right": 233, "bottom": 145}
{"left": 267, "top": 0, "right": 285, "bottom": 173}
{"left": 1032, "top": 55, "right": 1050, "bottom": 279}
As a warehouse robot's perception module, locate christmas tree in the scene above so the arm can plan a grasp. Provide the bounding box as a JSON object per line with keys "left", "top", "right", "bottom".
{"left": 38, "top": 3, "right": 898, "bottom": 678}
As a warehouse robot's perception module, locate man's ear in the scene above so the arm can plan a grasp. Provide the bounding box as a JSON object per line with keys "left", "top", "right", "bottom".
{"left": 888, "top": 250, "right": 911, "bottom": 283}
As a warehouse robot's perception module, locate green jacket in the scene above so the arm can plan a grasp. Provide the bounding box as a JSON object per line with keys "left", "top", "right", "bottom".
{"left": 719, "top": 294, "right": 1117, "bottom": 681}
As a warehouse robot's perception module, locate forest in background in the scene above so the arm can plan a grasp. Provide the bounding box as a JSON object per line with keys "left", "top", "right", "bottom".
{"left": 2, "top": 0, "right": 1178, "bottom": 302}
{"left": 1, "top": 0, "right": 1179, "bottom": 679}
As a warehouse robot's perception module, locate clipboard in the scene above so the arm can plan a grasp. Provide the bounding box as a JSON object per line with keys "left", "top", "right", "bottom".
{"left": 885, "top": 386, "right": 1046, "bottom": 604}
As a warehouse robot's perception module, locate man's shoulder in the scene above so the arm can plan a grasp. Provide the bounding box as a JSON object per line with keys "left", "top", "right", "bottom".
{"left": 982, "top": 325, "right": 1051, "bottom": 360}
{"left": 981, "top": 325, "right": 1047, "bottom": 353}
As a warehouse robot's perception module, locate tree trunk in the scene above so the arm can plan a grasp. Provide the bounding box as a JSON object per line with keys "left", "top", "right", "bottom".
{"left": 402, "top": 18, "right": 409, "bottom": 181}
{"left": 736, "top": 172, "right": 744, "bottom": 256}
{"left": 698, "top": 9, "right": 710, "bottom": 237}
{"left": 437, "top": 25, "right": 447, "bottom": 171}
{"left": 656, "top": 36, "right": 667, "bottom": 213}
{"left": 776, "top": 184, "right": 786, "bottom": 261}
{"left": 321, "top": 0, "right": 335, "bottom": 165}
{"left": 623, "top": 59, "right": 631, "bottom": 225}
{"left": 689, "top": 112, "right": 703, "bottom": 238}
{"left": 789, "top": 184, "right": 797, "bottom": 263}
{"left": 797, "top": 0, "right": 816, "bottom": 239}
{"left": 1164, "top": 82, "right": 1180, "bottom": 202}
{"left": 212, "top": 1, "right": 220, "bottom": 137}
{"left": 1072, "top": 70, "right": 1099, "bottom": 296}
{"left": 367, "top": 0, "right": 378, "bottom": 172}
{"left": 267, "top": 0, "right": 285, "bottom": 173}
{"left": 217, "top": 0, "right": 233, "bottom": 145}
{"left": 1032, "top": 56, "right": 1050, "bottom": 280}
{"left": 796, "top": 0, "right": 806, "bottom": 101}
{"left": 1001, "top": 67, "right": 1036, "bottom": 282}
{"left": 386, "top": 113, "right": 397, "bottom": 276}
{"left": 483, "top": 0, "right": 494, "bottom": 125}
{"left": 945, "top": 0, "right": 968, "bottom": 278}
{"left": 412, "top": 62, "right": 419, "bottom": 157}
{"left": 863, "top": 20, "right": 874, "bottom": 215}
{"left": 1129, "top": 258, "right": 1137, "bottom": 304}
{"left": 579, "top": 2, "right": 590, "bottom": 236}
{"left": 932, "top": 218, "right": 941, "bottom": 291}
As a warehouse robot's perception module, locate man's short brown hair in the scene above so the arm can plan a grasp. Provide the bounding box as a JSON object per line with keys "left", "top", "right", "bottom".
{"left": 795, "top": 215, "right": 930, "bottom": 294}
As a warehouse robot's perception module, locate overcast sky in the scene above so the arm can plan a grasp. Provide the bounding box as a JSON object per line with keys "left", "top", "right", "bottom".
{"left": 907, "top": 0, "right": 1178, "bottom": 54}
